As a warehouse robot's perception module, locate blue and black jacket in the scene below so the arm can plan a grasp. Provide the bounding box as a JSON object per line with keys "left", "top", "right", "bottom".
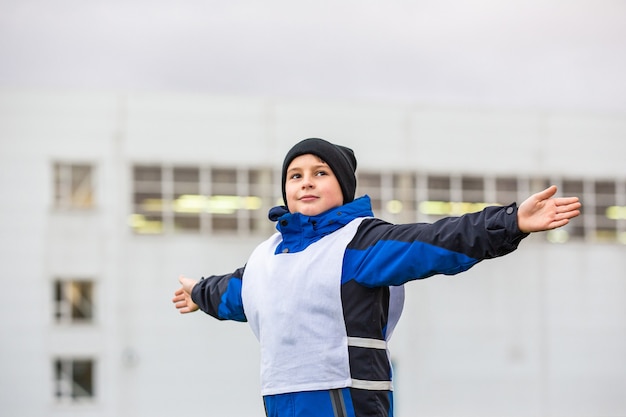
{"left": 192, "top": 195, "right": 528, "bottom": 417}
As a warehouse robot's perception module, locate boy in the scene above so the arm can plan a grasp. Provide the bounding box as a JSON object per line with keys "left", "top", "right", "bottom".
{"left": 172, "top": 138, "right": 581, "bottom": 417}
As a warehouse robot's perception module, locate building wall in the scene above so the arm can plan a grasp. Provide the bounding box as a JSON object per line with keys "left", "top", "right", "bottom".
{"left": 0, "top": 90, "right": 625, "bottom": 417}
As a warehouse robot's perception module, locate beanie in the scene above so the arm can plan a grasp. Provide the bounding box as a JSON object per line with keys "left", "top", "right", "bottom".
{"left": 281, "top": 138, "right": 357, "bottom": 208}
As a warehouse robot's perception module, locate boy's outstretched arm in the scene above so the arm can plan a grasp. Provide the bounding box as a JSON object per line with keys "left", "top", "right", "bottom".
{"left": 172, "top": 275, "right": 199, "bottom": 314}
{"left": 517, "top": 185, "right": 581, "bottom": 233}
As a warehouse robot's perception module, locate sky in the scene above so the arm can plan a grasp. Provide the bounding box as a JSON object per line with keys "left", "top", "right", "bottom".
{"left": 1, "top": 0, "right": 625, "bottom": 113}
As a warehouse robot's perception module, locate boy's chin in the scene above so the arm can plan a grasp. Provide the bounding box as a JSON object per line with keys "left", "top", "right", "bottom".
{"left": 293, "top": 204, "right": 338, "bottom": 217}
{"left": 294, "top": 208, "right": 324, "bottom": 216}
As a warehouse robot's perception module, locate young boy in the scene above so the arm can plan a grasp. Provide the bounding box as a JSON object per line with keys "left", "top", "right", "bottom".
{"left": 172, "top": 138, "right": 581, "bottom": 417}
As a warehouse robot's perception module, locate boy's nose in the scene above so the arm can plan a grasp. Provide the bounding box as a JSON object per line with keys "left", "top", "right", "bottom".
{"left": 302, "top": 176, "right": 315, "bottom": 188}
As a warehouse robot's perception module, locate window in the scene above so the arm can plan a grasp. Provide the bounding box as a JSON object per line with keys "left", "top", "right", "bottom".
{"left": 173, "top": 167, "right": 201, "bottom": 232}
{"left": 131, "top": 165, "right": 276, "bottom": 234}
{"left": 131, "top": 165, "right": 164, "bottom": 233}
{"left": 54, "top": 279, "right": 94, "bottom": 324}
{"left": 461, "top": 175, "right": 484, "bottom": 204}
{"left": 495, "top": 177, "right": 518, "bottom": 205}
{"left": 419, "top": 174, "right": 453, "bottom": 222}
{"left": 210, "top": 168, "right": 240, "bottom": 232}
{"left": 594, "top": 180, "right": 618, "bottom": 241}
{"left": 356, "top": 171, "right": 383, "bottom": 214}
{"left": 54, "top": 358, "right": 95, "bottom": 402}
{"left": 130, "top": 164, "right": 625, "bottom": 244}
{"left": 248, "top": 169, "right": 278, "bottom": 234}
{"left": 356, "top": 171, "right": 417, "bottom": 222}
{"left": 426, "top": 175, "right": 451, "bottom": 202}
{"left": 391, "top": 172, "right": 417, "bottom": 223}
{"left": 562, "top": 179, "right": 585, "bottom": 239}
{"left": 53, "top": 163, "right": 94, "bottom": 209}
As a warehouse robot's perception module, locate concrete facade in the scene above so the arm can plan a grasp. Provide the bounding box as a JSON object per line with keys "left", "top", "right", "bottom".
{"left": 0, "top": 90, "right": 625, "bottom": 416}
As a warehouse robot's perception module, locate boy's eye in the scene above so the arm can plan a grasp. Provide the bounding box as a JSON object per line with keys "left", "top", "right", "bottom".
{"left": 290, "top": 173, "right": 301, "bottom": 179}
{"left": 315, "top": 170, "right": 328, "bottom": 176}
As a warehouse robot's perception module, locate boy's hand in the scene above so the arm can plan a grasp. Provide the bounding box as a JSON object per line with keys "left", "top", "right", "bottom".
{"left": 172, "top": 275, "right": 199, "bottom": 314}
{"left": 517, "top": 185, "right": 581, "bottom": 233}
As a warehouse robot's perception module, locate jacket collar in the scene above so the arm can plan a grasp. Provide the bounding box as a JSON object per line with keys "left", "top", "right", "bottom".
{"left": 271, "top": 195, "right": 373, "bottom": 254}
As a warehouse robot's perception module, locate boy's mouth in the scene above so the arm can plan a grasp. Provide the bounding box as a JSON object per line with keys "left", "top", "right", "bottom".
{"left": 299, "top": 195, "right": 318, "bottom": 202}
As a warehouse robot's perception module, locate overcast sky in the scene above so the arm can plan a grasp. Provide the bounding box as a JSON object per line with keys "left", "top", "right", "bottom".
{"left": 1, "top": 0, "right": 625, "bottom": 113}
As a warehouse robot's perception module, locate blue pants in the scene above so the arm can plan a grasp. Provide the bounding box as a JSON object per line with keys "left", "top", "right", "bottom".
{"left": 263, "top": 388, "right": 393, "bottom": 417}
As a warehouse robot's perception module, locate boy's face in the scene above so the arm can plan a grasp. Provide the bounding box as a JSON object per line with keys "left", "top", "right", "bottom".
{"left": 285, "top": 154, "right": 344, "bottom": 216}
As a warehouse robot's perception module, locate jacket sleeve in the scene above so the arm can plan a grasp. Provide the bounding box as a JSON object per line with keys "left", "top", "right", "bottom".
{"left": 191, "top": 266, "right": 247, "bottom": 322}
{"left": 343, "top": 204, "right": 529, "bottom": 287}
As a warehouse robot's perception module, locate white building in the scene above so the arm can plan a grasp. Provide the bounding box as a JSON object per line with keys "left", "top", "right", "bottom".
{"left": 1, "top": 90, "right": 625, "bottom": 417}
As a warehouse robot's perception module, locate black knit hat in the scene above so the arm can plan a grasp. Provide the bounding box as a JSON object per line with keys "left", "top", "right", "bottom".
{"left": 281, "top": 138, "right": 357, "bottom": 208}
